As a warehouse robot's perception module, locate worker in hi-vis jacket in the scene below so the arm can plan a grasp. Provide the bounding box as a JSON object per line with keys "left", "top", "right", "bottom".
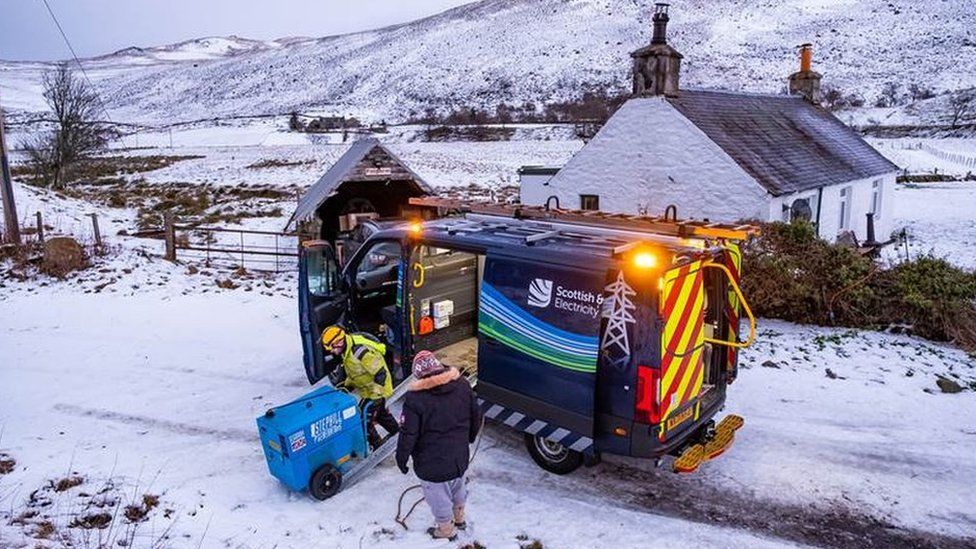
{"left": 321, "top": 325, "right": 398, "bottom": 449}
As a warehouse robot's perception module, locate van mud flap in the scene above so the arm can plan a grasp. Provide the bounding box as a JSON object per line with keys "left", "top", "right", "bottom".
{"left": 672, "top": 414, "right": 744, "bottom": 473}
{"left": 479, "top": 398, "right": 594, "bottom": 454}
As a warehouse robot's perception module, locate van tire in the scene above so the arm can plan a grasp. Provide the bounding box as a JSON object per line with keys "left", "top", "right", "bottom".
{"left": 524, "top": 434, "right": 583, "bottom": 475}
{"left": 309, "top": 464, "right": 343, "bottom": 500}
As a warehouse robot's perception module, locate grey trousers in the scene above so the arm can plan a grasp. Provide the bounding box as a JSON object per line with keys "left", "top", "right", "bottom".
{"left": 420, "top": 476, "right": 467, "bottom": 524}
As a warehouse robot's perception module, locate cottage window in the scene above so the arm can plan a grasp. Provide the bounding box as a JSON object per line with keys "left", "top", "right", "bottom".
{"left": 838, "top": 186, "right": 852, "bottom": 230}
{"left": 870, "top": 180, "right": 882, "bottom": 219}
{"left": 580, "top": 194, "right": 600, "bottom": 211}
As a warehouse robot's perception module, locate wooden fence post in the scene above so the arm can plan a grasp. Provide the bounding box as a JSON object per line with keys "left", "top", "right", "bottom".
{"left": 35, "top": 212, "right": 44, "bottom": 244}
{"left": 164, "top": 213, "right": 176, "bottom": 261}
{"left": 89, "top": 213, "right": 102, "bottom": 249}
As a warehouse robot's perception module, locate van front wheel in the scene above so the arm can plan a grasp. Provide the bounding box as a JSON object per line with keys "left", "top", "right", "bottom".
{"left": 524, "top": 433, "right": 582, "bottom": 475}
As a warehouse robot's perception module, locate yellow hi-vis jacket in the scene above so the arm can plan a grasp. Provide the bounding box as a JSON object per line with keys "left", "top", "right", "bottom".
{"left": 340, "top": 333, "right": 393, "bottom": 401}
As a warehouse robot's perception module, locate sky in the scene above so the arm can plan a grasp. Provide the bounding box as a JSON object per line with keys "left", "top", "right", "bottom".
{"left": 0, "top": 0, "right": 479, "bottom": 61}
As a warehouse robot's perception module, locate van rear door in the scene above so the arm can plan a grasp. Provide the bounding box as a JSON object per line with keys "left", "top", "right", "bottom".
{"left": 476, "top": 255, "right": 604, "bottom": 436}
{"left": 658, "top": 258, "right": 707, "bottom": 438}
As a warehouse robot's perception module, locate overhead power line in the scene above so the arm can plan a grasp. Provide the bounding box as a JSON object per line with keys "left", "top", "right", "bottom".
{"left": 38, "top": 0, "right": 126, "bottom": 146}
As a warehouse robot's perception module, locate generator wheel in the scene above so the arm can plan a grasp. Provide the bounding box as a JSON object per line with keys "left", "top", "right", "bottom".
{"left": 524, "top": 433, "right": 582, "bottom": 475}
{"left": 309, "top": 464, "right": 343, "bottom": 500}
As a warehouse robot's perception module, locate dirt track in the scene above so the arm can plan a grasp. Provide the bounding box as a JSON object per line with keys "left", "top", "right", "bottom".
{"left": 478, "top": 425, "right": 976, "bottom": 549}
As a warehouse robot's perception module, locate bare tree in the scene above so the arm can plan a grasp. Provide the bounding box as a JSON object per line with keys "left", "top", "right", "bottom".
{"left": 821, "top": 86, "right": 845, "bottom": 111}
{"left": 288, "top": 111, "right": 304, "bottom": 131}
{"left": 23, "top": 64, "right": 114, "bottom": 189}
{"left": 874, "top": 81, "right": 901, "bottom": 108}
{"left": 907, "top": 82, "right": 935, "bottom": 103}
{"left": 495, "top": 103, "right": 513, "bottom": 125}
{"left": 948, "top": 90, "right": 975, "bottom": 128}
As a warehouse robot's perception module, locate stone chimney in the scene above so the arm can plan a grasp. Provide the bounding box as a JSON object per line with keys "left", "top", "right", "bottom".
{"left": 631, "top": 3, "right": 682, "bottom": 97}
{"left": 788, "top": 43, "right": 822, "bottom": 104}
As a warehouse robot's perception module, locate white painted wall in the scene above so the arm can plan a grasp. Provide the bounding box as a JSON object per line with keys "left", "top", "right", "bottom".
{"left": 771, "top": 173, "right": 897, "bottom": 242}
{"left": 518, "top": 172, "right": 558, "bottom": 206}
{"left": 529, "top": 97, "right": 770, "bottom": 221}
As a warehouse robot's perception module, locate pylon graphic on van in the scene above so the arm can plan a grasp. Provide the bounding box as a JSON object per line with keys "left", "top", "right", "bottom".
{"left": 602, "top": 271, "right": 637, "bottom": 368}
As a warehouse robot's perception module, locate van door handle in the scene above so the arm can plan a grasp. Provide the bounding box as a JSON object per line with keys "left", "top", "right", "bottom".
{"left": 481, "top": 336, "right": 502, "bottom": 347}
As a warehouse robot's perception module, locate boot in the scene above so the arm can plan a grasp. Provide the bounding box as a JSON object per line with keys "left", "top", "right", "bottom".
{"left": 376, "top": 403, "right": 400, "bottom": 436}
{"left": 427, "top": 522, "right": 457, "bottom": 541}
{"left": 366, "top": 424, "right": 382, "bottom": 451}
{"left": 453, "top": 506, "right": 466, "bottom": 530}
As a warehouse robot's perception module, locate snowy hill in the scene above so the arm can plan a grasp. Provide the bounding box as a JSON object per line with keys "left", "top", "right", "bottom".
{"left": 1, "top": 0, "right": 974, "bottom": 124}
{"left": 91, "top": 36, "right": 297, "bottom": 64}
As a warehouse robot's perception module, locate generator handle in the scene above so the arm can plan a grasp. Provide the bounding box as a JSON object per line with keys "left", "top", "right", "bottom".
{"left": 701, "top": 262, "right": 756, "bottom": 349}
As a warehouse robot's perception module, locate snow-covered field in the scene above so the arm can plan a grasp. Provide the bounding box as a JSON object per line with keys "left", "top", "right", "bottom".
{"left": 2, "top": 131, "right": 975, "bottom": 548}
{"left": 6, "top": 121, "right": 973, "bottom": 268}
{"left": 869, "top": 138, "right": 976, "bottom": 270}
{"left": 885, "top": 180, "right": 976, "bottom": 270}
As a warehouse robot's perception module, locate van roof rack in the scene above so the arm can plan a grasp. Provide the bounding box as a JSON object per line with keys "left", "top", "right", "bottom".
{"left": 408, "top": 198, "right": 760, "bottom": 241}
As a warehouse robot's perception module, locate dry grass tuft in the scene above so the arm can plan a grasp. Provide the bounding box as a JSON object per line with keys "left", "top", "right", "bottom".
{"left": 69, "top": 511, "right": 113, "bottom": 530}
{"left": 246, "top": 158, "right": 315, "bottom": 169}
{"left": 0, "top": 452, "right": 15, "bottom": 474}
{"left": 54, "top": 475, "right": 84, "bottom": 492}
{"left": 123, "top": 493, "right": 161, "bottom": 523}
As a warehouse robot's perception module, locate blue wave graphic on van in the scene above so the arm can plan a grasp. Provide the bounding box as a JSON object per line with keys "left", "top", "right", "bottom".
{"left": 479, "top": 283, "right": 598, "bottom": 373}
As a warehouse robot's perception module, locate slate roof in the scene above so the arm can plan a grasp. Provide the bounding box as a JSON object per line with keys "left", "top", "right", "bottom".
{"left": 665, "top": 89, "right": 899, "bottom": 196}
{"left": 287, "top": 138, "right": 432, "bottom": 229}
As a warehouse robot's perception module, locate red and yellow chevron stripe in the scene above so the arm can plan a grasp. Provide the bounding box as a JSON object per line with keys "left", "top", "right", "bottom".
{"left": 659, "top": 260, "right": 706, "bottom": 437}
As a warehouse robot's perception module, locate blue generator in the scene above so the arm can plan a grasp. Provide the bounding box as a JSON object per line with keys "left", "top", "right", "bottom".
{"left": 256, "top": 386, "right": 368, "bottom": 500}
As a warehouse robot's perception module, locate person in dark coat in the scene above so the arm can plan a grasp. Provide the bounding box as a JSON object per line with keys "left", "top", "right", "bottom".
{"left": 396, "top": 350, "right": 482, "bottom": 540}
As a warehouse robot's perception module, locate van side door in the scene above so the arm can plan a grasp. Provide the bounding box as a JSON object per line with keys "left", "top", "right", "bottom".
{"left": 298, "top": 240, "right": 346, "bottom": 385}
{"left": 477, "top": 255, "right": 604, "bottom": 436}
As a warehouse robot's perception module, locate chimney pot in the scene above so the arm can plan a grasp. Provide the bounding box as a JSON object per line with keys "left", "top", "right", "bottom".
{"left": 651, "top": 3, "right": 670, "bottom": 45}
{"left": 798, "top": 43, "right": 813, "bottom": 72}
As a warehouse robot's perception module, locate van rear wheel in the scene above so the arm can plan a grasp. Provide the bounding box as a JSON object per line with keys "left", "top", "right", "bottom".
{"left": 524, "top": 433, "right": 582, "bottom": 475}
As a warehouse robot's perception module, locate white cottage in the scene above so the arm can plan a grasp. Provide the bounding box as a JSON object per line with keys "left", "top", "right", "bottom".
{"left": 520, "top": 4, "right": 899, "bottom": 243}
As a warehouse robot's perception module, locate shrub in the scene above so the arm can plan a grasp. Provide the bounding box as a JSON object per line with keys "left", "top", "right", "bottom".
{"left": 740, "top": 222, "right": 877, "bottom": 326}
{"left": 879, "top": 257, "right": 976, "bottom": 349}
{"left": 741, "top": 223, "right": 976, "bottom": 352}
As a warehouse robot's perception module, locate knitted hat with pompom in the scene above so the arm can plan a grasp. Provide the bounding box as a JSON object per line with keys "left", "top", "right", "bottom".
{"left": 412, "top": 350, "right": 446, "bottom": 379}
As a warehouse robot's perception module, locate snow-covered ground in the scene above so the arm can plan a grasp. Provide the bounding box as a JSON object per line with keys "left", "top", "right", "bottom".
{"left": 870, "top": 138, "right": 976, "bottom": 177}
{"left": 869, "top": 137, "right": 976, "bottom": 269}
{"left": 2, "top": 132, "right": 975, "bottom": 547}
{"left": 1, "top": 289, "right": 973, "bottom": 547}
{"left": 885, "top": 180, "right": 976, "bottom": 270}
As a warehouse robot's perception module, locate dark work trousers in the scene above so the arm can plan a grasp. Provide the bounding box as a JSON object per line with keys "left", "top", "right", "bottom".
{"left": 361, "top": 397, "right": 399, "bottom": 449}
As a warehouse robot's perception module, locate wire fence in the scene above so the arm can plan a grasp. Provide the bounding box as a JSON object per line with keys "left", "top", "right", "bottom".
{"left": 1, "top": 210, "right": 105, "bottom": 256}
{"left": 920, "top": 143, "right": 976, "bottom": 169}
{"left": 163, "top": 218, "right": 298, "bottom": 273}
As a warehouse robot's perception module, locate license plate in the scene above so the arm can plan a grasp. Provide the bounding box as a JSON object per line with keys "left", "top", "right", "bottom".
{"left": 666, "top": 406, "right": 694, "bottom": 431}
